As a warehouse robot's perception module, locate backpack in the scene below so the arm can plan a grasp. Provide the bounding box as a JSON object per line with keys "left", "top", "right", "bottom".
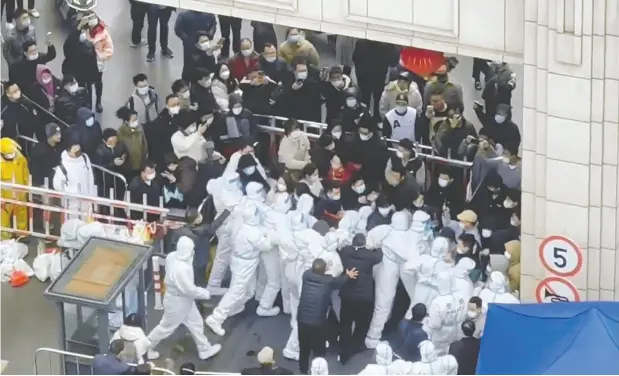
{"left": 58, "top": 154, "right": 89, "bottom": 187}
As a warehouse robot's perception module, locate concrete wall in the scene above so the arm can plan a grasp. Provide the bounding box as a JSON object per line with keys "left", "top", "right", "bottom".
{"left": 148, "top": 0, "right": 524, "bottom": 62}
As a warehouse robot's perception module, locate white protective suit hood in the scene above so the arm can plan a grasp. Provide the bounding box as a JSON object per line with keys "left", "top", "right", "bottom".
{"left": 296, "top": 194, "right": 314, "bottom": 215}
{"left": 410, "top": 210, "right": 430, "bottom": 232}
{"left": 454, "top": 257, "right": 476, "bottom": 278}
{"left": 310, "top": 357, "right": 329, "bottom": 375}
{"left": 419, "top": 340, "right": 439, "bottom": 362}
{"left": 436, "top": 271, "right": 455, "bottom": 295}
{"left": 430, "top": 236, "right": 449, "bottom": 258}
{"left": 175, "top": 236, "right": 195, "bottom": 261}
{"left": 375, "top": 343, "right": 394, "bottom": 366}
{"left": 221, "top": 173, "right": 243, "bottom": 208}
{"left": 246, "top": 181, "right": 266, "bottom": 203}
{"left": 391, "top": 212, "right": 410, "bottom": 231}
{"left": 289, "top": 212, "right": 307, "bottom": 232}
{"left": 243, "top": 203, "right": 261, "bottom": 226}
{"left": 488, "top": 271, "right": 507, "bottom": 293}
{"left": 322, "top": 232, "right": 339, "bottom": 253}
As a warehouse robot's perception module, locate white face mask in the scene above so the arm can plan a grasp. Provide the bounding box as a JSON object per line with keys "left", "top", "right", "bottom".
{"left": 185, "top": 125, "right": 197, "bottom": 134}
{"left": 296, "top": 71, "right": 308, "bottom": 80}
{"left": 204, "top": 117, "right": 214, "bottom": 125}
{"left": 145, "top": 172, "right": 156, "bottom": 181}
{"left": 68, "top": 84, "right": 79, "bottom": 94}
{"left": 359, "top": 132, "right": 372, "bottom": 141}
{"left": 378, "top": 207, "right": 391, "bottom": 216}
{"left": 199, "top": 41, "right": 210, "bottom": 50}
{"left": 456, "top": 246, "right": 468, "bottom": 255}
{"left": 332, "top": 131, "right": 342, "bottom": 140}
{"left": 129, "top": 121, "right": 139, "bottom": 128}
{"left": 243, "top": 166, "right": 256, "bottom": 175}
{"left": 413, "top": 197, "right": 424, "bottom": 208}
{"left": 504, "top": 199, "right": 516, "bottom": 208}
{"left": 325, "top": 143, "right": 335, "bottom": 150}
{"left": 264, "top": 56, "right": 277, "bottom": 63}
{"left": 179, "top": 91, "right": 190, "bottom": 99}
{"left": 395, "top": 105, "right": 407, "bottom": 113}
{"left": 438, "top": 178, "right": 450, "bottom": 188}
{"left": 353, "top": 184, "right": 365, "bottom": 194}
{"left": 85, "top": 117, "right": 95, "bottom": 127}
{"left": 328, "top": 192, "right": 341, "bottom": 201}
{"left": 277, "top": 183, "right": 287, "bottom": 192}
{"left": 495, "top": 114, "right": 506, "bottom": 124}
{"left": 137, "top": 86, "right": 149, "bottom": 95}
{"left": 42, "top": 77, "right": 52, "bottom": 84}
{"left": 481, "top": 229, "right": 492, "bottom": 238}
{"left": 346, "top": 98, "right": 357, "bottom": 108}
{"left": 241, "top": 48, "right": 253, "bottom": 57}
{"left": 220, "top": 70, "right": 230, "bottom": 80}
{"left": 504, "top": 251, "right": 512, "bottom": 260}
{"left": 27, "top": 52, "right": 39, "bottom": 60}
{"left": 467, "top": 310, "right": 479, "bottom": 319}
{"left": 510, "top": 217, "right": 519, "bottom": 227}
{"left": 331, "top": 80, "right": 344, "bottom": 88}
{"left": 169, "top": 106, "right": 180, "bottom": 115}
{"left": 232, "top": 107, "right": 243, "bottom": 115}
{"left": 288, "top": 35, "right": 300, "bottom": 43}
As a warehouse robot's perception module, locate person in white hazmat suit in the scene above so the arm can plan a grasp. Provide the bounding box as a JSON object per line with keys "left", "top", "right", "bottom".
{"left": 478, "top": 271, "right": 520, "bottom": 310}
{"left": 332, "top": 210, "right": 362, "bottom": 248}
{"left": 409, "top": 236, "right": 455, "bottom": 311}
{"left": 358, "top": 342, "right": 394, "bottom": 374}
{"left": 310, "top": 357, "right": 329, "bottom": 375}
{"left": 410, "top": 340, "right": 458, "bottom": 375}
{"left": 147, "top": 237, "right": 222, "bottom": 360}
{"left": 257, "top": 195, "right": 292, "bottom": 317}
{"left": 453, "top": 257, "right": 475, "bottom": 303}
{"left": 52, "top": 144, "right": 97, "bottom": 217}
{"left": 364, "top": 211, "right": 430, "bottom": 348}
{"left": 282, "top": 224, "right": 344, "bottom": 360}
{"left": 356, "top": 206, "right": 373, "bottom": 234}
{"left": 206, "top": 173, "right": 244, "bottom": 295}
{"left": 294, "top": 194, "right": 317, "bottom": 228}
{"left": 424, "top": 271, "right": 466, "bottom": 355}
{"left": 205, "top": 202, "right": 274, "bottom": 336}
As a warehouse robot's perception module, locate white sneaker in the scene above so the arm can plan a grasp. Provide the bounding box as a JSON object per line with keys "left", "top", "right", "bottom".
{"left": 205, "top": 315, "right": 226, "bottom": 336}
{"left": 147, "top": 350, "right": 160, "bottom": 360}
{"left": 199, "top": 344, "right": 222, "bottom": 360}
{"left": 207, "top": 286, "right": 228, "bottom": 296}
{"left": 365, "top": 337, "right": 379, "bottom": 349}
{"left": 29, "top": 9, "right": 40, "bottom": 18}
{"left": 256, "top": 306, "right": 280, "bottom": 317}
{"left": 282, "top": 348, "right": 299, "bottom": 361}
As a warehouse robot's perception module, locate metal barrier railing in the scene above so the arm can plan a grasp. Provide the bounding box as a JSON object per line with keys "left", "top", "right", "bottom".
{"left": 34, "top": 347, "right": 176, "bottom": 375}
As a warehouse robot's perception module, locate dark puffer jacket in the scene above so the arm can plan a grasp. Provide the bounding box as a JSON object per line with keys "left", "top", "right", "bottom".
{"left": 297, "top": 270, "right": 349, "bottom": 326}
{"left": 338, "top": 246, "right": 383, "bottom": 302}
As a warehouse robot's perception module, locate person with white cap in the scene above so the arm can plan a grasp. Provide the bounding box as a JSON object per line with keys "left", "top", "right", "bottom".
{"left": 477, "top": 271, "right": 520, "bottom": 310}
{"left": 410, "top": 340, "right": 458, "bottom": 375}
{"left": 310, "top": 357, "right": 329, "bottom": 375}
{"left": 358, "top": 342, "right": 394, "bottom": 374}
{"left": 424, "top": 271, "right": 466, "bottom": 355}
{"left": 205, "top": 202, "right": 274, "bottom": 337}
{"left": 241, "top": 346, "right": 294, "bottom": 375}
{"left": 147, "top": 236, "right": 222, "bottom": 360}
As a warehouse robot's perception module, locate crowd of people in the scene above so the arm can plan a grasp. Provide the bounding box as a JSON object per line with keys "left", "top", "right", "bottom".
{"left": 1, "top": 2, "right": 523, "bottom": 375}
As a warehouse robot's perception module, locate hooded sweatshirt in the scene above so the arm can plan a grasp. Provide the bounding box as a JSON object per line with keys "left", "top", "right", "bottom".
{"left": 278, "top": 129, "right": 311, "bottom": 170}
{"left": 35, "top": 64, "right": 56, "bottom": 108}
{"left": 65, "top": 107, "right": 103, "bottom": 158}
{"left": 118, "top": 122, "right": 148, "bottom": 171}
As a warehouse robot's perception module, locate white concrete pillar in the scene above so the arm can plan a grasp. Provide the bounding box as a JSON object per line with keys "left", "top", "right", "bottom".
{"left": 520, "top": 0, "right": 619, "bottom": 301}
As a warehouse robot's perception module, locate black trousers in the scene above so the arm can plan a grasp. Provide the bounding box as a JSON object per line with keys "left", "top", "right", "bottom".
{"left": 357, "top": 74, "right": 384, "bottom": 119}
{"left": 2, "top": 0, "right": 14, "bottom": 22}
{"left": 472, "top": 58, "right": 490, "bottom": 81}
{"left": 339, "top": 298, "right": 374, "bottom": 361}
{"left": 78, "top": 71, "right": 103, "bottom": 107}
{"left": 298, "top": 322, "right": 327, "bottom": 374}
{"left": 16, "top": 0, "right": 35, "bottom": 9}
{"left": 147, "top": 7, "right": 172, "bottom": 54}
{"left": 384, "top": 280, "right": 411, "bottom": 334}
{"left": 218, "top": 15, "right": 242, "bottom": 58}
{"left": 130, "top": 2, "right": 148, "bottom": 45}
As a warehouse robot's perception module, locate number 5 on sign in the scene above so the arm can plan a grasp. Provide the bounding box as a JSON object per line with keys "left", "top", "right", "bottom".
{"left": 538, "top": 235, "right": 583, "bottom": 277}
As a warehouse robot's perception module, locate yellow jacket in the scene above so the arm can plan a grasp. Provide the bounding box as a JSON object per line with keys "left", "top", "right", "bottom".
{"left": 505, "top": 240, "right": 521, "bottom": 292}
{"left": 278, "top": 39, "right": 320, "bottom": 67}
{"left": 1, "top": 138, "right": 29, "bottom": 200}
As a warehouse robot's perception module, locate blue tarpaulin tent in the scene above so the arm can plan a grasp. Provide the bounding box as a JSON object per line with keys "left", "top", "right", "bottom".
{"left": 476, "top": 302, "right": 619, "bottom": 375}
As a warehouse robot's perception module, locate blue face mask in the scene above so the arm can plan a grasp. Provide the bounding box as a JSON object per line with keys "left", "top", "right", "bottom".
{"left": 243, "top": 166, "right": 256, "bottom": 176}
{"left": 85, "top": 117, "right": 95, "bottom": 127}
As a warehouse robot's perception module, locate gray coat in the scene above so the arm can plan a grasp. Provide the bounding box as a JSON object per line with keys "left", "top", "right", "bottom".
{"left": 3, "top": 25, "right": 36, "bottom": 65}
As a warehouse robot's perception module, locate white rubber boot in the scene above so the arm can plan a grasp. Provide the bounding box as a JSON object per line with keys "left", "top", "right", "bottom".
{"left": 365, "top": 337, "right": 379, "bottom": 349}
{"left": 282, "top": 348, "right": 299, "bottom": 361}
{"left": 256, "top": 306, "right": 280, "bottom": 317}
{"left": 205, "top": 316, "right": 226, "bottom": 336}
{"left": 199, "top": 344, "right": 222, "bottom": 360}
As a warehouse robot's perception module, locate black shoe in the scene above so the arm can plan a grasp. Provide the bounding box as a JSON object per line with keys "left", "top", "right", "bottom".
{"left": 161, "top": 47, "right": 174, "bottom": 58}
{"left": 475, "top": 80, "right": 482, "bottom": 90}
{"left": 146, "top": 53, "right": 155, "bottom": 62}
{"left": 96, "top": 103, "right": 103, "bottom": 113}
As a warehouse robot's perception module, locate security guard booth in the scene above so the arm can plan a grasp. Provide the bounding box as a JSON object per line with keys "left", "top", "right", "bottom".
{"left": 44, "top": 237, "right": 153, "bottom": 374}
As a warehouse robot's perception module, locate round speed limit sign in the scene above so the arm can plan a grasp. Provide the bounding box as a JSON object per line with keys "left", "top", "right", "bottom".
{"left": 538, "top": 235, "right": 583, "bottom": 277}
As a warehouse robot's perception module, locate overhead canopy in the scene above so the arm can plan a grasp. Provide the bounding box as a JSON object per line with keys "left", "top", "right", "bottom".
{"left": 477, "top": 302, "right": 619, "bottom": 375}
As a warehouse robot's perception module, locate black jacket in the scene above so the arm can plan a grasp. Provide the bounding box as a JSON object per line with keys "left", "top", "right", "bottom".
{"left": 171, "top": 210, "right": 229, "bottom": 266}
{"left": 276, "top": 68, "right": 322, "bottom": 123}
{"left": 338, "top": 246, "right": 382, "bottom": 302}
{"left": 366, "top": 209, "right": 393, "bottom": 231}
{"left": 449, "top": 337, "right": 481, "bottom": 375}
{"left": 144, "top": 109, "right": 179, "bottom": 168}
{"left": 128, "top": 176, "right": 162, "bottom": 222}
{"left": 258, "top": 56, "right": 288, "bottom": 83}
{"left": 241, "top": 365, "right": 294, "bottom": 375}
{"left": 1, "top": 95, "right": 39, "bottom": 142}
{"left": 190, "top": 83, "right": 219, "bottom": 116}
{"left": 239, "top": 78, "right": 278, "bottom": 116}
{"left": 309, "top": 145, "right": 335, "bottom": 178}
{"left": 352, "top": 40, "right": 399, "bottom": 80}
{"left": 350, "top": 133, "right": 389, "bottom": 192}
{"left": 54, "top": 88, "right": 89, "bottom": 125}
{"left": 62, "top": 29, "right": 99, "bottom": 82}
{"left": 187, "top": 45, "right": 217, "bottom": 81}
{"left": 29, "top": 140, "right": 63, "bottom": 186}
{"left": 297, "top": 270, "right": 349, "bottom": 326}
{"left": 65, "top": 107, "right": 103, "bottom": 159}
{"left": 9, "top": 45, "right": 57, "bottom": 91}
{"left": 396, "top": 320, "right": 428, "bottom": 362}
{"left": 385, "top": 173, "right": 422, "bottom": 212}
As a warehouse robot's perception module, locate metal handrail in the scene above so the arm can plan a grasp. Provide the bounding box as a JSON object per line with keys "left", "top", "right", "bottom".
{"left": 34, "top": 347, "right": 176, "bottom": 375}
{"left": 17, "top": 135, "right": 128, "bottom": 188}
{"left": 254, "top": 114, "right": 473, "bottom": 168}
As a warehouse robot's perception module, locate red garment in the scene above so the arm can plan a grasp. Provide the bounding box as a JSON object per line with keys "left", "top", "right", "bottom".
{"left": 326, "top": 163, "right": 361, "bottom": 186}
{"left": 89, "top": 21, "right": 106, "bottom": 39}
{"left": 228, "top": 53, "right": 261, "bottom": 80}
